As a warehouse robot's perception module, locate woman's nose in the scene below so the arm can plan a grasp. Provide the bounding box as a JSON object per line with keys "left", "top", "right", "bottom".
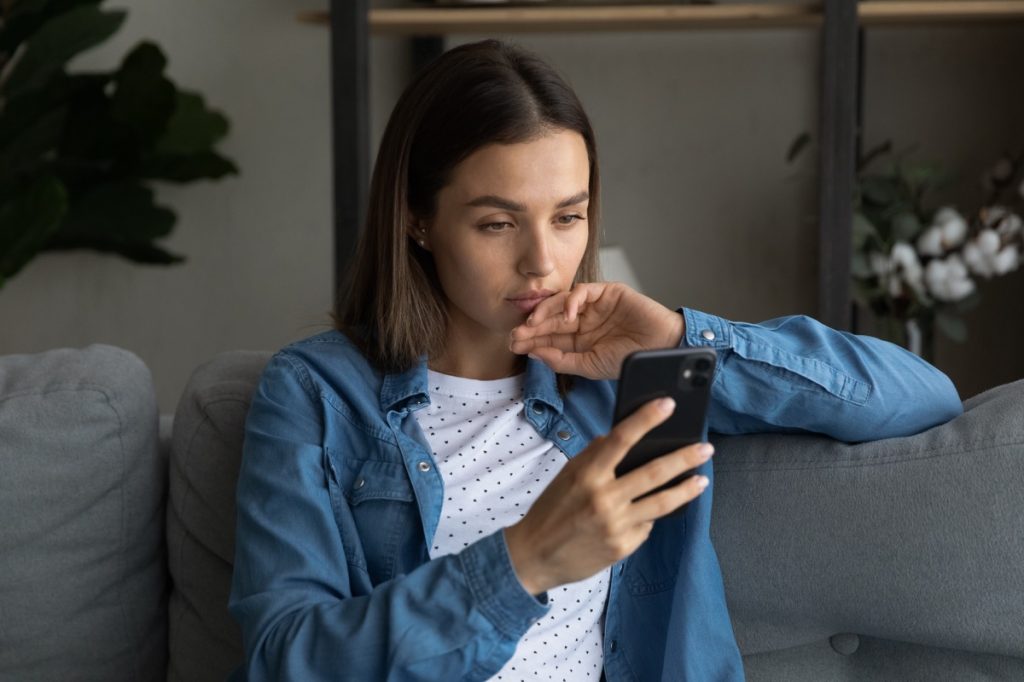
{"left": 518, "top": 227, "right": 556, "bottom": 278}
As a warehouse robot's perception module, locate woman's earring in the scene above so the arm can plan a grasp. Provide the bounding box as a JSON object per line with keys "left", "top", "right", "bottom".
{"left": 418, "top": 239, "right": 426, "bottom": 247}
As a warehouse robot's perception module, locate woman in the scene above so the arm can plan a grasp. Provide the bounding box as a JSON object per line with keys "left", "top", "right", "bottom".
{"left": 229, "top": 40, "right": 961, "bottom": 681}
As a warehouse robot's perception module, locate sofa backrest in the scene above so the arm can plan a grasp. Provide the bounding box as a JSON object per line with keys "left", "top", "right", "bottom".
{"left": 166, "top": 350, "right": 271, "bottom": 682}
{"left": 0, "top": 345, "right": 167, "bottom": 682}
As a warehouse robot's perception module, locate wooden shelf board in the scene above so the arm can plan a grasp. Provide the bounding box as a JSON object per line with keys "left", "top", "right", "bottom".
{"left": 298, "top": 2, "right": 1024, "bottom": 33}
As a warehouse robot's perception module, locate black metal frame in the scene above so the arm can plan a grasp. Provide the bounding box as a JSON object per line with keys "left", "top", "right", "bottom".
{"left": 330, "top": 0, "right": 370, "bottom": 301}
{"left": 331, "top": 5, "right": 863, "bottom": 329}
{"left": 818, "top": 0, "right": 859, "bottom": 330}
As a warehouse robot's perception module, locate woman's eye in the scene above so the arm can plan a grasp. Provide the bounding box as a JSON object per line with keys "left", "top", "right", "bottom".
{"left": 480, "top": 222, "right": 513, "bottom": 232}
{"left": 557, "top": 214, "right": 585, "bottom": 226}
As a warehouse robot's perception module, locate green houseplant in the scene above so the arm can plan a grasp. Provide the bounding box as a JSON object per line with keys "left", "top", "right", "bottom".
{"left": 0, "top": 0, "right": 237, "bottom": 290}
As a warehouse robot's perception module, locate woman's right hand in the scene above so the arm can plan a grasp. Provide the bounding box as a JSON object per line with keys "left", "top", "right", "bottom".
{"left": 504, "top": 397, "right": 713, "bottom": 596}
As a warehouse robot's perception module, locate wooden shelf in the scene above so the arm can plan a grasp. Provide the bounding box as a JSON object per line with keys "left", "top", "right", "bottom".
{"left": 298, "top": 2, "right": 1024, "bottom": 34}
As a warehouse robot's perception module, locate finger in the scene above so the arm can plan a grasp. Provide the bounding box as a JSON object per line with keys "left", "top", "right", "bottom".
{"left": 561, "top": 282, "right": 609, "bottom": 324}
{"left": 615, "top": 442, "right": 713, "bottom": 503}
{"left": 511, "top": 311, "right": 580, "bottom": 344}
{"left": 591, "top": 397, "right": 676, "bottom": 470}
{"left": 524, "top": 291, "right": 571, "bottom": 327}
{"left": 628, "top": 471, "right": 710, "bottom": 523}
{"left": 509, "top": 331, "right": 577, "bottom": 355}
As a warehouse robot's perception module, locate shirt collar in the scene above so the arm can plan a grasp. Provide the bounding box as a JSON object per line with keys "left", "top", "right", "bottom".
{"left": 379, "top": 355, "right": 564, "bottom": 415}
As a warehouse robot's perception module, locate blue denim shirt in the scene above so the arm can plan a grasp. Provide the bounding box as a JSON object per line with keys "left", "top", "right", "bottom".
{"left": 228, "top": 309, "right": 962, "bottom": 682}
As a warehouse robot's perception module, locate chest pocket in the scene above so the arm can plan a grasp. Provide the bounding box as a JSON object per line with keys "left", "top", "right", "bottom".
{"left": 330, "top": 453, "right": 420, "bottom": 583}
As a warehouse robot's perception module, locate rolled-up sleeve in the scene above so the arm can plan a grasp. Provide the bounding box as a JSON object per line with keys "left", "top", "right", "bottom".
{"left": 229, "top": 353, "right": 549, "bottom": 682}
{"left": 679, "top": 308, "right": 962, "bottom": 442}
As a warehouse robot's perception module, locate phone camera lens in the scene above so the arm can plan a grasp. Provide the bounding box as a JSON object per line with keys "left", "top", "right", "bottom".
{"left": 695, "top": 359, "right": 710, "bottom": 371}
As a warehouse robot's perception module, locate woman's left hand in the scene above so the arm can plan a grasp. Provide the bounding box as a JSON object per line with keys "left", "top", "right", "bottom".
{"left": 509, "top": 282, "right": 685, "bottom": 380}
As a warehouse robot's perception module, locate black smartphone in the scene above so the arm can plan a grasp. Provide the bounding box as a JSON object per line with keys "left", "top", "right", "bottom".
{"left": 612, "top": 347, "right": 717, "bottom": 501}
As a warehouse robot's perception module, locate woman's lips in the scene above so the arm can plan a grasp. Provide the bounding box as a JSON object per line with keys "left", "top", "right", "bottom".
{"left": 507, "top": 291, "right": 554, "bottom": 313}
{"left": 508, "top": 297, "right": 546, "bottom": 313}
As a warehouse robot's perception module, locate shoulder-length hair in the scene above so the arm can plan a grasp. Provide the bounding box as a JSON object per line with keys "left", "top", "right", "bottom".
{"left": 333, "top": 39, "right": 601, "bottom": 375}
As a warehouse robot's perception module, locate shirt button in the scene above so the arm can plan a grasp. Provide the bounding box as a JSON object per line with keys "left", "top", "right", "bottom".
{"left": 531, "top": 404, "right": 544, "bottom": 415}
{"left": 355, "top": 477, "right": 365, "bottom": 489}
{"left": 701, "top": 329, "right": 716, "bottom": 341}
{"left": 557, "top": 430, "right": 572, "bottom": 441}
{"left": 417, "top": 461, "right": 431, "bottom": 472}
{"left": 609, "top": 639, "right": 618, "bottom": 653}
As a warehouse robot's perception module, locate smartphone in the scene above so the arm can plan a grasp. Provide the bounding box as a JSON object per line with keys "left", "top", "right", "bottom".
{"left": 612, "top": 347, "right": 716, "bottom": 501}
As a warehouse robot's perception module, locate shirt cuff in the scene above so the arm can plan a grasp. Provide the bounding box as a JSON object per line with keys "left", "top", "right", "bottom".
{"left": 458, "top": 529, "right": 550, "bottom": 640}
{"left": 678, "top": 307, "right": 734, "bottom": 349}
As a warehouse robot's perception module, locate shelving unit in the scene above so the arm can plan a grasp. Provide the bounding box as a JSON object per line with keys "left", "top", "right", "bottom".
{"left": 300, "top": 2, "right": 1024, "bottom": 32}
{"left": 317, "top": 1, "right": 1024, "bottom": 329}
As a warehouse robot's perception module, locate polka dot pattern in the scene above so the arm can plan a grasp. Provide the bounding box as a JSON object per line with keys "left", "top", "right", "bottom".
{"left": 414, "top": 369, "right": 609, "bottom": 680}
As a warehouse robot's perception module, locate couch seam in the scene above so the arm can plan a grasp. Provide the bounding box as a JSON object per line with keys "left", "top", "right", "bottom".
{"left": 713, "top": 438, "right": 1024, "bottom": 473}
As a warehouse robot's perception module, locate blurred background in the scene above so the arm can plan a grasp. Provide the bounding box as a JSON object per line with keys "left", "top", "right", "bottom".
{"left": 1, "top": 0, "right": 1022, "bottom": 412}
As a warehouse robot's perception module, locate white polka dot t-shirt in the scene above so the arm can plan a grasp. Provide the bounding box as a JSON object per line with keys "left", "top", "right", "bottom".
{"left": 413, "top": 369, "right": 609, "bottom": 681}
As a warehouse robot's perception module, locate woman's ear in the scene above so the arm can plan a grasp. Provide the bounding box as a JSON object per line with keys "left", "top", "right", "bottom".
{"left": 407, "top": 218, "right": 430, "bottom": 251}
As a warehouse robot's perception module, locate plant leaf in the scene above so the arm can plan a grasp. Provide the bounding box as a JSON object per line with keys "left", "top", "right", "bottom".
{"left": 0, "top": 0, "right": 99, "bottom": 55}
{"left": 950, "top": 291, "right": 982, "bottom": 314}
{"left": 142, "top": 150, "right": 238, "bottom": 183}
{"left": 109, "top": 41, "right": 177, "bottom": 147}
{"left": 891, "top": 211, "right": 922, "bottom": 243}
{"left": 850, "top": 251, "right": 873, "bottom": 279}
{"left": 3, "top": 5, "right": 126, "bottom": 97}
{"left": 0, "top": 102, "right": 66, "bottom": 182}
{"left": 0, "top": 175, "right": 68, "bottom": 287}
{"left": 786, "top": 132, "right": 811, "bottom": 164}
{"left": 155, "top": 90, "right": 230, "bottom": 155}
{"left": 935, "top": 312, "right": 968, "bottom": 343}
{"left": 860, "top": 175, "right": 900, "bottom": 207}
{"left": 852, "top": 211, "right": 879, "bottom": 250}
{"left": 53, "top": 181, "right": 176, "bottom": 245}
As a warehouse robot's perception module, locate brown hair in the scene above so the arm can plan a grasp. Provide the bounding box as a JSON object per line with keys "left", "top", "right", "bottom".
{"left": 333, "top": 39, "right": 601, "bottom": 377}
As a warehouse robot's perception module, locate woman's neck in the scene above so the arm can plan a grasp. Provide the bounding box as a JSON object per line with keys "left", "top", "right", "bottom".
{"left": 429, "top": 324, "right": 526, "bottom": 380}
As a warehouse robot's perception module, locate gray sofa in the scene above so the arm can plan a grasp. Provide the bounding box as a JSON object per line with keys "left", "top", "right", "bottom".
{"left": 1, "top": 343, "right": 1022, "bottom": 682}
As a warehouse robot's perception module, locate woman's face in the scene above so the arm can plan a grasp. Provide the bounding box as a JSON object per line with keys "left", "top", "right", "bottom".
{"left": 421, "top": 128, "right": 591, "bottom": 345}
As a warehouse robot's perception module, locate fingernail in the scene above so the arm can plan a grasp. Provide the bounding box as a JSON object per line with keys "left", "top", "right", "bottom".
{"left": 528, "top": 353, "right": 540, "bottom": 361}
{"left": 656, "top": 397, "right": 676, "bottom": 413}
{"left": 699, "top": 443, "right": 714, "bottom": 458}
{"left": 696, "top": 476, "right": 709, "bottom": 489}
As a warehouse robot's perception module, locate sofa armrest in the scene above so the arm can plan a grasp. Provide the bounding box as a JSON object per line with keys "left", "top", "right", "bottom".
{"left": 710, "top": 379, "right": 1024, "bottom": 659}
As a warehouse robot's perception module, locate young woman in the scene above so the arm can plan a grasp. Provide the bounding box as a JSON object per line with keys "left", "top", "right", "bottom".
{"left": 228, "top": 40, "right": 962, "bottom": 681}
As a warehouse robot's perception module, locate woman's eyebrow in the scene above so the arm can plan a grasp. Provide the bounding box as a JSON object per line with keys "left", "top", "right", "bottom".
{"left": 465, "top": 191, "right": 589, "bottom": 212}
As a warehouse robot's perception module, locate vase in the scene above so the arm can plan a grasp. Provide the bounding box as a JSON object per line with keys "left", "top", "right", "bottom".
{"left": 904, "top": 317, "right": 936, "bottom": 364}
{"left": 875, "top": 315, "right": 936, "bottom": 364}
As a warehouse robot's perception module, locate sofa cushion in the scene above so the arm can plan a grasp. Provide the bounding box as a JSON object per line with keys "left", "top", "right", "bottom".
{"left": 167, "top": 350, "right": 270, "bottom": 682}
{"left": 0, "top": 345, "right": 167, "bottom": 682}
{"left": 710, "top": 378, "right": 1024, "bottom": 680}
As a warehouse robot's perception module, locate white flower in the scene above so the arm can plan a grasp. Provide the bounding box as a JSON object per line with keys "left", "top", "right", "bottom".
{"left": 1000, "top": 213, "right": 1023, "bottom": 238}
{"left": 869, "top": 251, "right": 891, "bottom": 278}
{"left": 924, "top": 254, "right": 976, "bottom": 302}
{"left": 993, "top": 245, "right": 1021, "bottom": 275}
{"left": 916, "top": 206, "right": 968, "bottom": 256}
{"left": 981, "top": 205, "right": 1023, "bottom": 238}
{"left": 916, "top": 228, "right": 944, "bottom": 257}
{"left": 891, "top": 242, "right": 926, "bottom": 297}
{"left": 962, "top": 229, "right": 1020, "bottom": 278}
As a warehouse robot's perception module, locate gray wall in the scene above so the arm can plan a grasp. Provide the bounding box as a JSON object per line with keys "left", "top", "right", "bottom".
{"left": 0, "top": 2, "right": 1021, "bottom": 410}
